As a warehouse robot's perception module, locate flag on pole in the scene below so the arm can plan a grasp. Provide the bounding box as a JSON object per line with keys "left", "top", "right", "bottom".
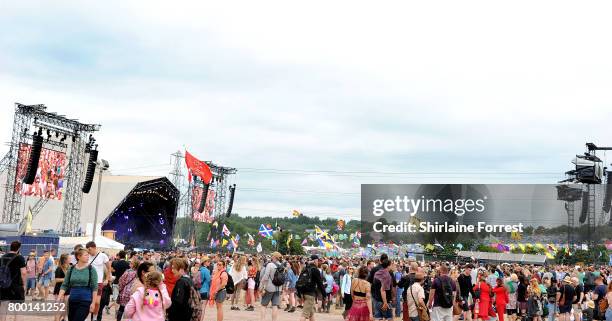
{"left": 222, "top": 239, "right": 228, "bottom": 247}
{"left": 222, "top": 224, "right": 230, "bottom": 237}
{"left": 292, "top": 210, "right": 302, "bottom": 217}
{"left": 248, "top": 234, "right": 255, "bottom": 247}
{"left": 210, "top": 238, "right": 215, "bottom": 248}
{"left": 231, "top": 236, "right": 238, "bottom": 249}
{"left": 256, "top": 242, "right": 262, "bottom": 253}
{"left": 259, "top": 224, "right": 273, "bottom": 238}
{"left": 185, "top": 150, "right": 213, "bottom": 184}
{"left": 301, "top": 239, "right": 308, "bottom": 246}
{"left": 287, "top": 234, "right": 293, "bottom": 247}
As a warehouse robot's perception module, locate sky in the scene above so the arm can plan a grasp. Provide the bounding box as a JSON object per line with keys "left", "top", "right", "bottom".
{"left": 2, "top": 1, "right": 612, "bottom": 221}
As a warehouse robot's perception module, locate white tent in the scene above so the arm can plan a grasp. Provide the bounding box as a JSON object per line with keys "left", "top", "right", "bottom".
{"left": 59, "top": 236, "right": 124, "bottom": 256}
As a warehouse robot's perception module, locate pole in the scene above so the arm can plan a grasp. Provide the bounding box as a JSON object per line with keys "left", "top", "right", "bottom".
{"left": 92, "top": 167, "right": 103, "bottom": 242}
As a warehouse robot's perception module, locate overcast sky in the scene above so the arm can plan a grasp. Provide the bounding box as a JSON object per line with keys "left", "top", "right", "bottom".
{"left": 2, "top": 1, "right": 612, "bottom": 221}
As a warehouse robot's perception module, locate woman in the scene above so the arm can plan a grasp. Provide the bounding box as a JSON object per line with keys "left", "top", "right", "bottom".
{"left": 605, "top": 281, "right": 612, "bottom": 321}
{"left": 199, "top": 257, "right": 212, "bottom": 318}
{"left": 284, "top": 261, "right": 299, "bottom": 313}
{"left": 26, "top": 253, "right": 37, "bottom": 296}
{"left": 117, "top": 259, "right": 140, "bottom": 321}
{"left": 506, "top": 274, "right": 519, "bottom": 321}
{"left": 245, "top": 257, "right": 259, "bottom": 311}
{"left": 517, "top": 276, "right": 529, "bottom": 320}
{"left": 405, "top": 272, "right": 426, "bottom": 321}
{"left": 543, "top": 277, "right": 557, "bottom": 321}
{"left": 124, "top": 271, "right": 171, "bottom": 321}
{"left": 167, "top": 258, "right": 194, "bottom": 321}
{"left": 53, "top": 254, "right": 69, "bottom": 321}
{"left": 527, "top": 278, "right": 543, "bottom": 321}
{"left": 322, "top": 264, "right": 335, "bottom": 313}
{"left": 58, "top": 248, "right": 98, "bottom": 321}
{"left": 492, "top": 278, "right": 509, "bottom": 321}
{"left": 209, "top": 260, "right": 229, "bottom": 321}
{"left": 346, "top": 266, "right": 373, "bottom": 321}
{"left": 229, "top": 255, "right": 247, "bottom": 310}
{"left": 473, "top": 272, "right": 491, "bottom": 321}
{"left": 133, "top": 262, "right": 155, "bottom": 295}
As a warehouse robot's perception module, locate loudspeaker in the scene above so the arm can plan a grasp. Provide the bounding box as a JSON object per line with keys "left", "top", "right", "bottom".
{"left": 198, "top": 183, "right": 210, "bottom": 213}
{"left": 23, "top": 134, "right": 44, "bottom": 185}
{"left": 579, "top": 190, "right": 589, "bottom": 224}
{"left": 603, "top": 172, "right": 612, "bottom": 213}
{"left": 226, "top": 184, "right": 236, "bottom": 217}
{"left": 82, "top": 150, "right": 98, "bottom": 193}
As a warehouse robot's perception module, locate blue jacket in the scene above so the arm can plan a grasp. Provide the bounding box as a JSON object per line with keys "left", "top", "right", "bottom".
{"left": 324, "top": 274, "right": 334, "bottom": 294}
{"left": 200, "top": 266, "right": 211, "bottom": 294}
{"left": 286, "top": 269, "right": 298, "bottom": 289}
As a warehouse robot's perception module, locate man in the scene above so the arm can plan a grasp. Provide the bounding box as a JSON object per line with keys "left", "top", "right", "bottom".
{"left": 373, "top": 259, "right": 393, "bottom": 321}
{"left": 428, "top": 264, "right": 457, "bottom": 321}
{"left": 298, "top": 255, "right": 326, "bottom": 321}
{"left": 0, "top": 241, "right": 27, "bottom": 301}
{"left": 142, "top": 250, "right": 152, "bottom": 262}
{"left": 557, "top": 275, "right": 576, "bottom": 321}
{"left": 457, "top": 264, "right": 474, "bottom": 321}
{"left": 110, "top": 251, "right": 129, "bottom": 314}
{"left": 70, "top": 244, "right": 83, "bottom": 265}
{"left": 36, "top": 249, "right": 53, "bottom": 300}
{"left": 259, "top": 252, "right": 283, "bottom": 321}
{"left": 571, "top": 277, "right": 584, "bottom": 321}
{"left": 400, "top": 262, "right": 419, "bottom": 321}
{"left": 591, "top": 276, "right": 607, "bottom": 321}
{"left": 86, "top": 241, "right": 111, "bottom": 318}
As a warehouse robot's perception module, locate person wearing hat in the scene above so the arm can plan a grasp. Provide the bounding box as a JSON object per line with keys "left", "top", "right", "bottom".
{"left": 298, "top": 255, "right": 325, "bottom": 321}
{"left": 259, "top": 252, "right": 283, "bottom": 321}
{"left": 556, "top": 275, "right": 576, "bottom": 321}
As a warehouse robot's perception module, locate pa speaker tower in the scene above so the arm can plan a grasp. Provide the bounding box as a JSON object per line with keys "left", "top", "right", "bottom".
{"left": 82, "top": 150, "right": 98, "bottom": 193}
{"left": 226, "top": 184, "right": 236, "bottom": 217}
{"left": 23, "top": 133, "right": 44, "bottom": 185}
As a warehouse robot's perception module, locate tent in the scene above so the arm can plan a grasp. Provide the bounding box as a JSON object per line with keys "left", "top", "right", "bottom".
{"left": 457, "top": 251, "right": 548, "bottom": 265}
{"left": 60, "top": 236, "right": 124, "bottom": 256}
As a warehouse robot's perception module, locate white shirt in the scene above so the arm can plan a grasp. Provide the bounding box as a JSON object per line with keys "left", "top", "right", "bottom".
{"left": 406, "top": 282, "right": 425, "bottom": 318}
{"left": 88, "top": 252, "right": 109, "bottom": 283}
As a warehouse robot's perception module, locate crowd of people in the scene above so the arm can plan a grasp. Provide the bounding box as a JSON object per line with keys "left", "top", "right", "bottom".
{"left": 1, "top": 240, "right": 612, "bottom": 321}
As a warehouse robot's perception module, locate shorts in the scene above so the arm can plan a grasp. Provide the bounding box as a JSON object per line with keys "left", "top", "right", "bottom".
{"left": 519, "top": 302, "right": 528, "bottom": 311}
{"left": 39, "top": 278, "right": 51, "bottom": 287}
{"left": 286, "top": 288, "right": 296, "bottom": 294}
{"left": 374, "top": 300, "right": 393, "bottom": 319}
{"left": 506, "top": 309, "right": 517, "bottom": 315}
{"left": 431, "top": 306, "right": 453, "bottom": 321}
{"left": 572, "top": 303, "right": 582, "bottom": 313}
{"left": 215, "top": 289, "right": 226, "bottom": 303}
{"left": 301, "top": 294, "right": 316, "bottom": 319}
{"left": 559, "top": 304, "right": 572, "bottom": 314}
{"left": 261, "top": 291, "right": 281, "bottom": 307}
{"left": 97, "top": 283, "right": 105, "bottom": 296}
{"left": 248, "top": 278, "right": 256, "bottom": 289}
{"left": 200, "top": 292, "right": 209, "bottom": 300}
{"left": 112, "top": 284, "right": 119, "bottom": 301}
{"left": 461, "top": 296, "right": 470, "bottom": 311}
{"left": 27, "top": 278, "right": 37, "bottom": 290}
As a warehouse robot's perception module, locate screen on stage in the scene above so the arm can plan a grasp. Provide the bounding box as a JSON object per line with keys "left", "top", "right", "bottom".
{"left": 192, "top": 185, "right": 215, "bottom": 222}
{"left": 15, "top": 143, "right": 67, "bottom": 200}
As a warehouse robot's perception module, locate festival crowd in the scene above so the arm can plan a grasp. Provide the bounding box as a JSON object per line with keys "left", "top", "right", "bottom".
{"left": 1, "top": 241, "right": 611, "bottom": 321}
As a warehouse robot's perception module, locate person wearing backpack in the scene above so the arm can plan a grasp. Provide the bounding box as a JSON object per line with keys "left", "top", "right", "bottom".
{"left": 297, "top": 255, "right": 326, "bottom": 321}
{"left": 259, "top": 252, "right": 284, "bottom": 321}
{"left": 0, "top": 240, "right": 27, "bottom": 301}
{"left": 167, "top": 258, "right": 194, "bottom": 321}
{"left": 209, "top": 259, "right": 229, "bottom": 321}
{"left": 428, "top": 264, "right": 457, "bottom": 321}
{"left": 116, "top": 258, "right": 140, "bottom": 321}
{"left": 58, "top": 248, "right": 99, "bottom": 321}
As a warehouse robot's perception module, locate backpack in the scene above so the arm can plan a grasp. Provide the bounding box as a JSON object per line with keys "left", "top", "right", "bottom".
{"left": 272, "top": 263, "right": 286, "bottom": 287}
{"left": 223, "top": 271, "right": 235, "bottom": 295}
{"left": 0, "top": 255, "right": 18, "bottom": 289}
{"left": 188, "top": 283, "right": 202, "bottom": 321}
{"left": 192, "top": 269, "right": 202, "bottom": 289}
{"left": 437, "top": 277, "right": 454, "bottom": 308}
{"left": 599, "top": 297, "right": 609, "bottom": 314}
{"left": 296, "top": 266, "right": 314, "bottom": 294}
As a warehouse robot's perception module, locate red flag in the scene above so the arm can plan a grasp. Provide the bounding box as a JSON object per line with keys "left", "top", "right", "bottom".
{"left": 185, "top": 150, "right": 213, "bottom": 184}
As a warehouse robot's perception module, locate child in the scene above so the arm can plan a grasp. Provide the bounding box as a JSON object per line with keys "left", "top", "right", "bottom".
{"left": 124, "top": 271, "right": 172, "bottom": 321}
{"left": 582, "top": 300, "right": 594, "bottom": 321}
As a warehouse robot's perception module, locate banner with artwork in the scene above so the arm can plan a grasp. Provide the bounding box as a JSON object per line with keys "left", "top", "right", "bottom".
{"left": 192, "top": 185, "right": 215, "bottom": 222}
{"left": 15, "top": 143, "right": 66, "bottom": 200}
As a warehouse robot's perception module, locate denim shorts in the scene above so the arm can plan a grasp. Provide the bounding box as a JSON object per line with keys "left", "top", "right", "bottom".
{"left": 374, "top": 300, "right": 392, "bottom": 319}
{"left": 215, "top": 289, "right": 226, "bottom": 303}
{"left": 261, "top": 291, "right": 281, "bottom": 307}
{"left": 26, "top": 278, "right": 37, "bottom": 290}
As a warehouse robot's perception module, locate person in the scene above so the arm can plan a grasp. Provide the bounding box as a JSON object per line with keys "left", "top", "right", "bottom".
{"left": 0, "top": 240, "right": 27, "bottom": 301}
{"left": 517, "top": 275, "right": 529, "bottom": 320}
{"left": 111, "top": 251, "right": 130, "bottom": 313}
{"left": 124, "top": 271, "right": 171, "bottom": 321}
{"left": 259, "top": 252, "right": 283, "bottom": 321}
{"left": 429, "top": 264, "right": 457, "bottom": 321}
{"left": 457, "top": 264, "right": 474, "bottom": 321}
{"left": 167, "top": 258, "right": 193, "bottom": 321}
{"left": 400, "top": 262, "right": 419, "bottom": 321}
{"left": 342, "top": 266, "right": 354, "bottom": 318}
{"left": 543, "top": 277, "right": 557, "bottom": 321}
{"left": 37, "top": 250, "right": 54, "bottom": 301}
{"left": 406, "top": 272, "right": 426, "bottom": 321}
{"left": 285, "top": 261, "right": 299, "bottom": 313}
{"left": 54, "top": 254, "right": 70, "bottom": 321}
{"left": 86, "top": 241, "right": 111, "bottom": 317}
{"left": 572, "top": 277, "right": 584, "bottom": 321}
{"left": 199, "top": 257, "right": 212, "bottom": 318}
{"left": 557, "top": 275, "right": 576, "bottom": 321}
{"left": 527, "top": 278, "right": 543, "bottom": 321}
{"left": 230, "top": 255, "right": 248, "bottom": 310}
{"left": 472, "top": 272, "right": 490, "bottom": 321}
{"left": 298, "top": 255, "right": 326, "bottom": 321}
{"left": 246, "top": 258, "right": 259, "bottom": 311}
{"left": 592, "top": 277, "right": 607, "bottom": 321}
{"left": 117, "top": 259, "right": 140, "bottom": 321}
{"left": 346, "top": 266, "right": 374, "bottom": 321}
{"left": 604, "top": 282, "right": 612, "bottom": 321}
{"left": 26, "top": 252, "right": 38, "bottom": 296}
{"left": 373, "top": 259, "right": 393, "bottom": 321}
{"left": 209, "top": 259, "right": 229, "bottom": 321}
{"left": 505, "top": 273, "right": 519, "bottom": 321}
{"left": 70, "top": 244, "right": 84, "bottom": 265}
{"left": 58, "top": 248, "right": 98, "bottom": 321}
